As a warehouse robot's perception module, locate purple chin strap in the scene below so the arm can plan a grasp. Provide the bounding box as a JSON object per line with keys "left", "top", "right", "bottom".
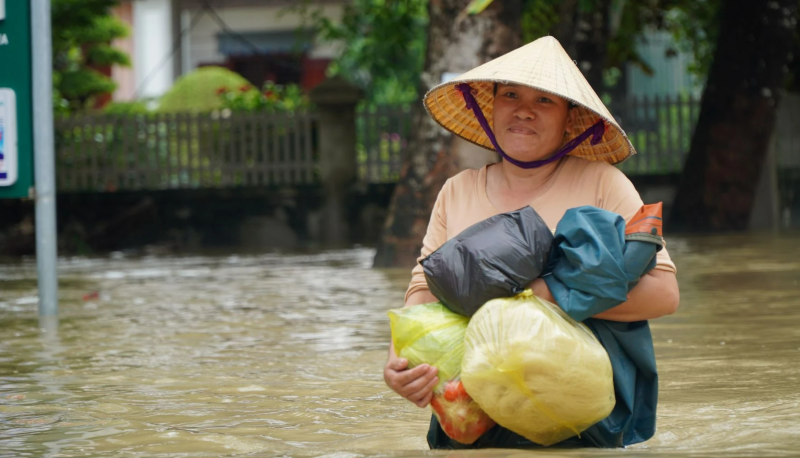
{"left": 454, "top": 83, "right": 606, "bottom": 169}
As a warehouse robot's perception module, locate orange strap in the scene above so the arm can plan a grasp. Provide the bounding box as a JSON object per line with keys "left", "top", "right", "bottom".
{"left": 625, "top": 203, "right": 663, "bottom": 237}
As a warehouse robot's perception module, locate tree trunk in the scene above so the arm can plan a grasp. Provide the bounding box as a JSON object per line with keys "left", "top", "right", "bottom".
{"left": 372, "top": 0, "right": 522, "bottom": 268}
{"left": 670, "top": 0, "right": 798, "bottom": 230}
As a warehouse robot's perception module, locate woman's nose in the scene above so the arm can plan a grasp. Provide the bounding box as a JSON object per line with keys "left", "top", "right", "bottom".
{"left": 513, "top": 104, "right": 535, "bottom": 120}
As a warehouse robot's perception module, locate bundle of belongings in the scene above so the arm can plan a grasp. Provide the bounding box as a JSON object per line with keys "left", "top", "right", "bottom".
{"left": 388, "top": 204, "right": 663, "bottom": 448}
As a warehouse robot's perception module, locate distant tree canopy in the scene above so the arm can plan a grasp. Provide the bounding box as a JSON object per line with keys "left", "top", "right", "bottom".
{"left": 302, "top": 0, "right": 799, "bottom": 104}
{"left": 662, "top": 0, "right": 799, "bottom": 93}
{"left": 293, "top": 0, "right": 428, "bottom": 106}
{"left": 52, "top": 0, "right": 131, "bottom": 113}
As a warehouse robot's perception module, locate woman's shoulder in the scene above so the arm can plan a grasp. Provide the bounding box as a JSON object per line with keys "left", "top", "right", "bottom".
{"left": 563, "top": 156, "right": 629, "bottom": 183}
{"left": 564, "top": 155, "right": 621, "bottom": 173}
{"left": 441, "top": 166, "right": 483, "bottom": 193}
{"left": 450, "top": 166, "right": 483, "bottom": 184}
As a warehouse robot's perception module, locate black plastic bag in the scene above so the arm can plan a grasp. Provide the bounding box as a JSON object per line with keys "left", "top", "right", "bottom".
{"left": 421, "top": 206, "right": 553, "bottom": 317}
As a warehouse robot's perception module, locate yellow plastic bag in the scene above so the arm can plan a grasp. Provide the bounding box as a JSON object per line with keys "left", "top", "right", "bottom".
{"left": 388, "top": 303, "right": 495, "bottom": 444}
{"left": 461, "top": 291, "right": 615, "bottom": 446}
{"left": 388, "top": 303, "right": 468, "bottom": 388}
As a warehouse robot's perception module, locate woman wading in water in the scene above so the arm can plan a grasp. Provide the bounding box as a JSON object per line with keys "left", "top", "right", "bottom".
{"left": 384, "top": 36, "right": 679, "bottom": 449}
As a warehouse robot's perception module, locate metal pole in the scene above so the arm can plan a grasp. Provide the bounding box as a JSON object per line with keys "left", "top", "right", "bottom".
{"left": 31, "top": 0, "right": 58, "bottom": 317}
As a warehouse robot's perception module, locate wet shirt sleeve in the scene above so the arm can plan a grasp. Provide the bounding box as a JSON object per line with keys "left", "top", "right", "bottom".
{"left": 405, "top": 181, "right": 451, "bottom": 303}
{"left": 597, "top": 167, "right": 678, "bottom": 274}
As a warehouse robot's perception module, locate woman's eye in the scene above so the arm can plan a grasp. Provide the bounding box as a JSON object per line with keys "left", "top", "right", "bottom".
{"left": 503, "top": 91, "right": 518, "bottom": 99}
{"left": 538, "top": 97, "right": 552, "bottom": 103}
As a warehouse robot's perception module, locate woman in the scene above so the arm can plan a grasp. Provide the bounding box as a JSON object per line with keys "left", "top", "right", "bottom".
{"left": 384, "top": 36, "right": 680, "bottom": 448}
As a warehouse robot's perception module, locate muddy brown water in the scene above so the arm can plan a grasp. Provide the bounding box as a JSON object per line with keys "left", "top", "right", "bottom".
{"left": 1, "top": 234, "right": 799, "bottom": 457}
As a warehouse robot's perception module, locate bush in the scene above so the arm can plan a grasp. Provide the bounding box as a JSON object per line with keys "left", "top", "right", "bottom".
{"left": 218, "top": 81, "right": 310, "bottom": 113}
{"left": 158, "top": 67, "right": 251, "bottom": 113}
{"left": 102, "top": 100, "right": 150, "bottom": 115}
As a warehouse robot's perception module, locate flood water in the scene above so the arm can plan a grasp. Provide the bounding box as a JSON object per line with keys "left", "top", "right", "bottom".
{"left": 1, "top": 234, "right": 799, "bottom": 457}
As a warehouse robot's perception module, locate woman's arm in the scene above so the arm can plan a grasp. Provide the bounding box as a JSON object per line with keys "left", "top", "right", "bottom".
{"left": 405, "top": 289, "right": 438, "bottom": 308}
{"left": 530, "top": 268, "right": 679, "bottom": 322}
{"left": 386, "top": 181, "right": 451, "bottom": 407}
{"left": 404, "top": 182, "right": 451, "bottom": 304}
{"left": 592, "top": 269, "right": 679, "bottom": 321}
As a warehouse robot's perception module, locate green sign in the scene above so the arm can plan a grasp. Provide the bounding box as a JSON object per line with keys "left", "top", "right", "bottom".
{"left": 0, "top": 0, "right": 34, "bottom": 199}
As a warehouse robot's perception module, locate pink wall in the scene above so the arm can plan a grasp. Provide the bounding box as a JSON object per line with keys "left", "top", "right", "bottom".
{"left": 112, "top": 2, "right": 136, "bottom": 101}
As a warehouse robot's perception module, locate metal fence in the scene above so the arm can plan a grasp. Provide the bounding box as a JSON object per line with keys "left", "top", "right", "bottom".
{"left": 55, "top": 111, "right": 318, "bottom": 192}
{"left": 356, "top": 104, "right": 412, "bottom": 183}
{"left": 351, "top": 95, "right": 702, "bottom": 182}
{"left": 774, "top": 92, "right": 800, "bottom": 227}
{"left": 612, "top": 94, "right": 700, "bottom": 175}
{"left": 54, "top": 95, "right": 702, "bottom": 192}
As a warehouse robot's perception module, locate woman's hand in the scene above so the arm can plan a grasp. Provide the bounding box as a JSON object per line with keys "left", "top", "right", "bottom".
{"left": 384, "top": 343, "right": 439, "bottom": 408}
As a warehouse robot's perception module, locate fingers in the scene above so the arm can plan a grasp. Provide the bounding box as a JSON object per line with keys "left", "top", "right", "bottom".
{"left": 384, "top": 360, "right": 440, "bottom": 406}
{"left": 402, "top": 367, "right": 438, "bottom": 397}
{"left": 387, "top": 357, "right": 409, "bottom": 371}
{"left": 408, "top": 373, "right": 439, "bottom": 407}
{"left": 383, "top": 355, "right": 409, "bottom": 389}
{"left": 395, "top": 363, "right": 437, "bottom": 386}
{"left": 384, "top": 357, "right": 408, "bottom": 389}
{"left": 416, "top": 390, "right": 434, "bottom": 408}
{"left": 385, "top": 363, "right": 430, "bottom": 392}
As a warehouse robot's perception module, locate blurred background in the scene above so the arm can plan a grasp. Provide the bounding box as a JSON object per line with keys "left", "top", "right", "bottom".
{"left": 0, "top": 0, "right": 797, "bottom": 258}
{"left": 1, "top": 1, "right": 799, "bottom": 456}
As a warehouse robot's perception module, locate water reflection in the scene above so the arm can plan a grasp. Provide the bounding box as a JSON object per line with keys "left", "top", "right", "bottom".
{"left": 0, "top": 237, "right": 799, "bottom": 456}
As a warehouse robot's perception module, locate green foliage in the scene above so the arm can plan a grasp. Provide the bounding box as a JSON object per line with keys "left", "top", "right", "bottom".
{"left": 59, "top": 68, "right": 118, "bottom": 101}
{"left": 518, "top": 0, "right": 722, "bottom": 89}
{"left": 521, "top": 0, "right": 561, "bottom": 43}
{"left": 86, "top": 45, "right": 131, "bottom": 68}
{"left": 218, "top": 81, "right": 311, "bottom": 112}
{"left": 661, "top": 0, "right": 722, "bottom": 80}
{"left": 70, "top": 15, "right": 130, "bottom": 44}
{"left": 102, "top": 100, "right": 150, "bottom": 115}
{"left": 465, "top": 0, "right": 495, "bottom": 15}
{"left": 290, "top": 0, "right": 428, "bottom": 105}
{"left": 51, "top": 0, "right": 118, "bottom": 32}
{"left": 52, "top": 72, "right": 70, "bottom": 115}
{"left": 659, "top": 0, "right": 798, "bottom": 90}
{"left": 157, "top": 67, "right": 251, "bottom": 113}
{"left": 52, "top": 0, "right": 131, "bottom": 112}
{"left": 298, "top": 0, "right": 796, "bottom": 103}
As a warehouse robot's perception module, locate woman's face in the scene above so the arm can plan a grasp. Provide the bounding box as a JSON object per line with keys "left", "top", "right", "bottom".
{"left": 492, "top": 83, "right": 575, "bottom": 163}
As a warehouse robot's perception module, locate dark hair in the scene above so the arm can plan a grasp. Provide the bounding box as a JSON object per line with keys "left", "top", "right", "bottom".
{"left": 493, "top": 83, "right": 577, "bottom": 109}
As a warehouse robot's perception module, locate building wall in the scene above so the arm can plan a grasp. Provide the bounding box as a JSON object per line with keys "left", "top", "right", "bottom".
{"left": 626, "top": 29, "right": 703, "bottom": 98}
{"left": 185, "top": 4, "right": 344, "bottom": 71}
{"left": 111, "top": 2, "right": 344, "bottom": 99}
{"left": 133, "top": 0, "right": 176, "bottom": 98}
{"left": 111, "top": 2, "right": 136, "bottom": 101}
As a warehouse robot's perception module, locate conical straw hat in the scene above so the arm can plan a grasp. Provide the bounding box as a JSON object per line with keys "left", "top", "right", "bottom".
{"left": 424, "top": 36, "right": 635, "bottom": 165}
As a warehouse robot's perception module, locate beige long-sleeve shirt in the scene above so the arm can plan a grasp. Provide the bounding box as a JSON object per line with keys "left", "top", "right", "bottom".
{"left": 405, "top": 156, "right": 677, "bottom": 302}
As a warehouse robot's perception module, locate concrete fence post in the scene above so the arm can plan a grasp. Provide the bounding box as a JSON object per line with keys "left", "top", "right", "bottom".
{"left": 309, "top": 76, "right": 363, "bottom": 245}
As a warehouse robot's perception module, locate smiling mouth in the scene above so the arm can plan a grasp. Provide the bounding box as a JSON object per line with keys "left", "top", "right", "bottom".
{"left": 508, "top": 126, "right": 536, "bottom": 135}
